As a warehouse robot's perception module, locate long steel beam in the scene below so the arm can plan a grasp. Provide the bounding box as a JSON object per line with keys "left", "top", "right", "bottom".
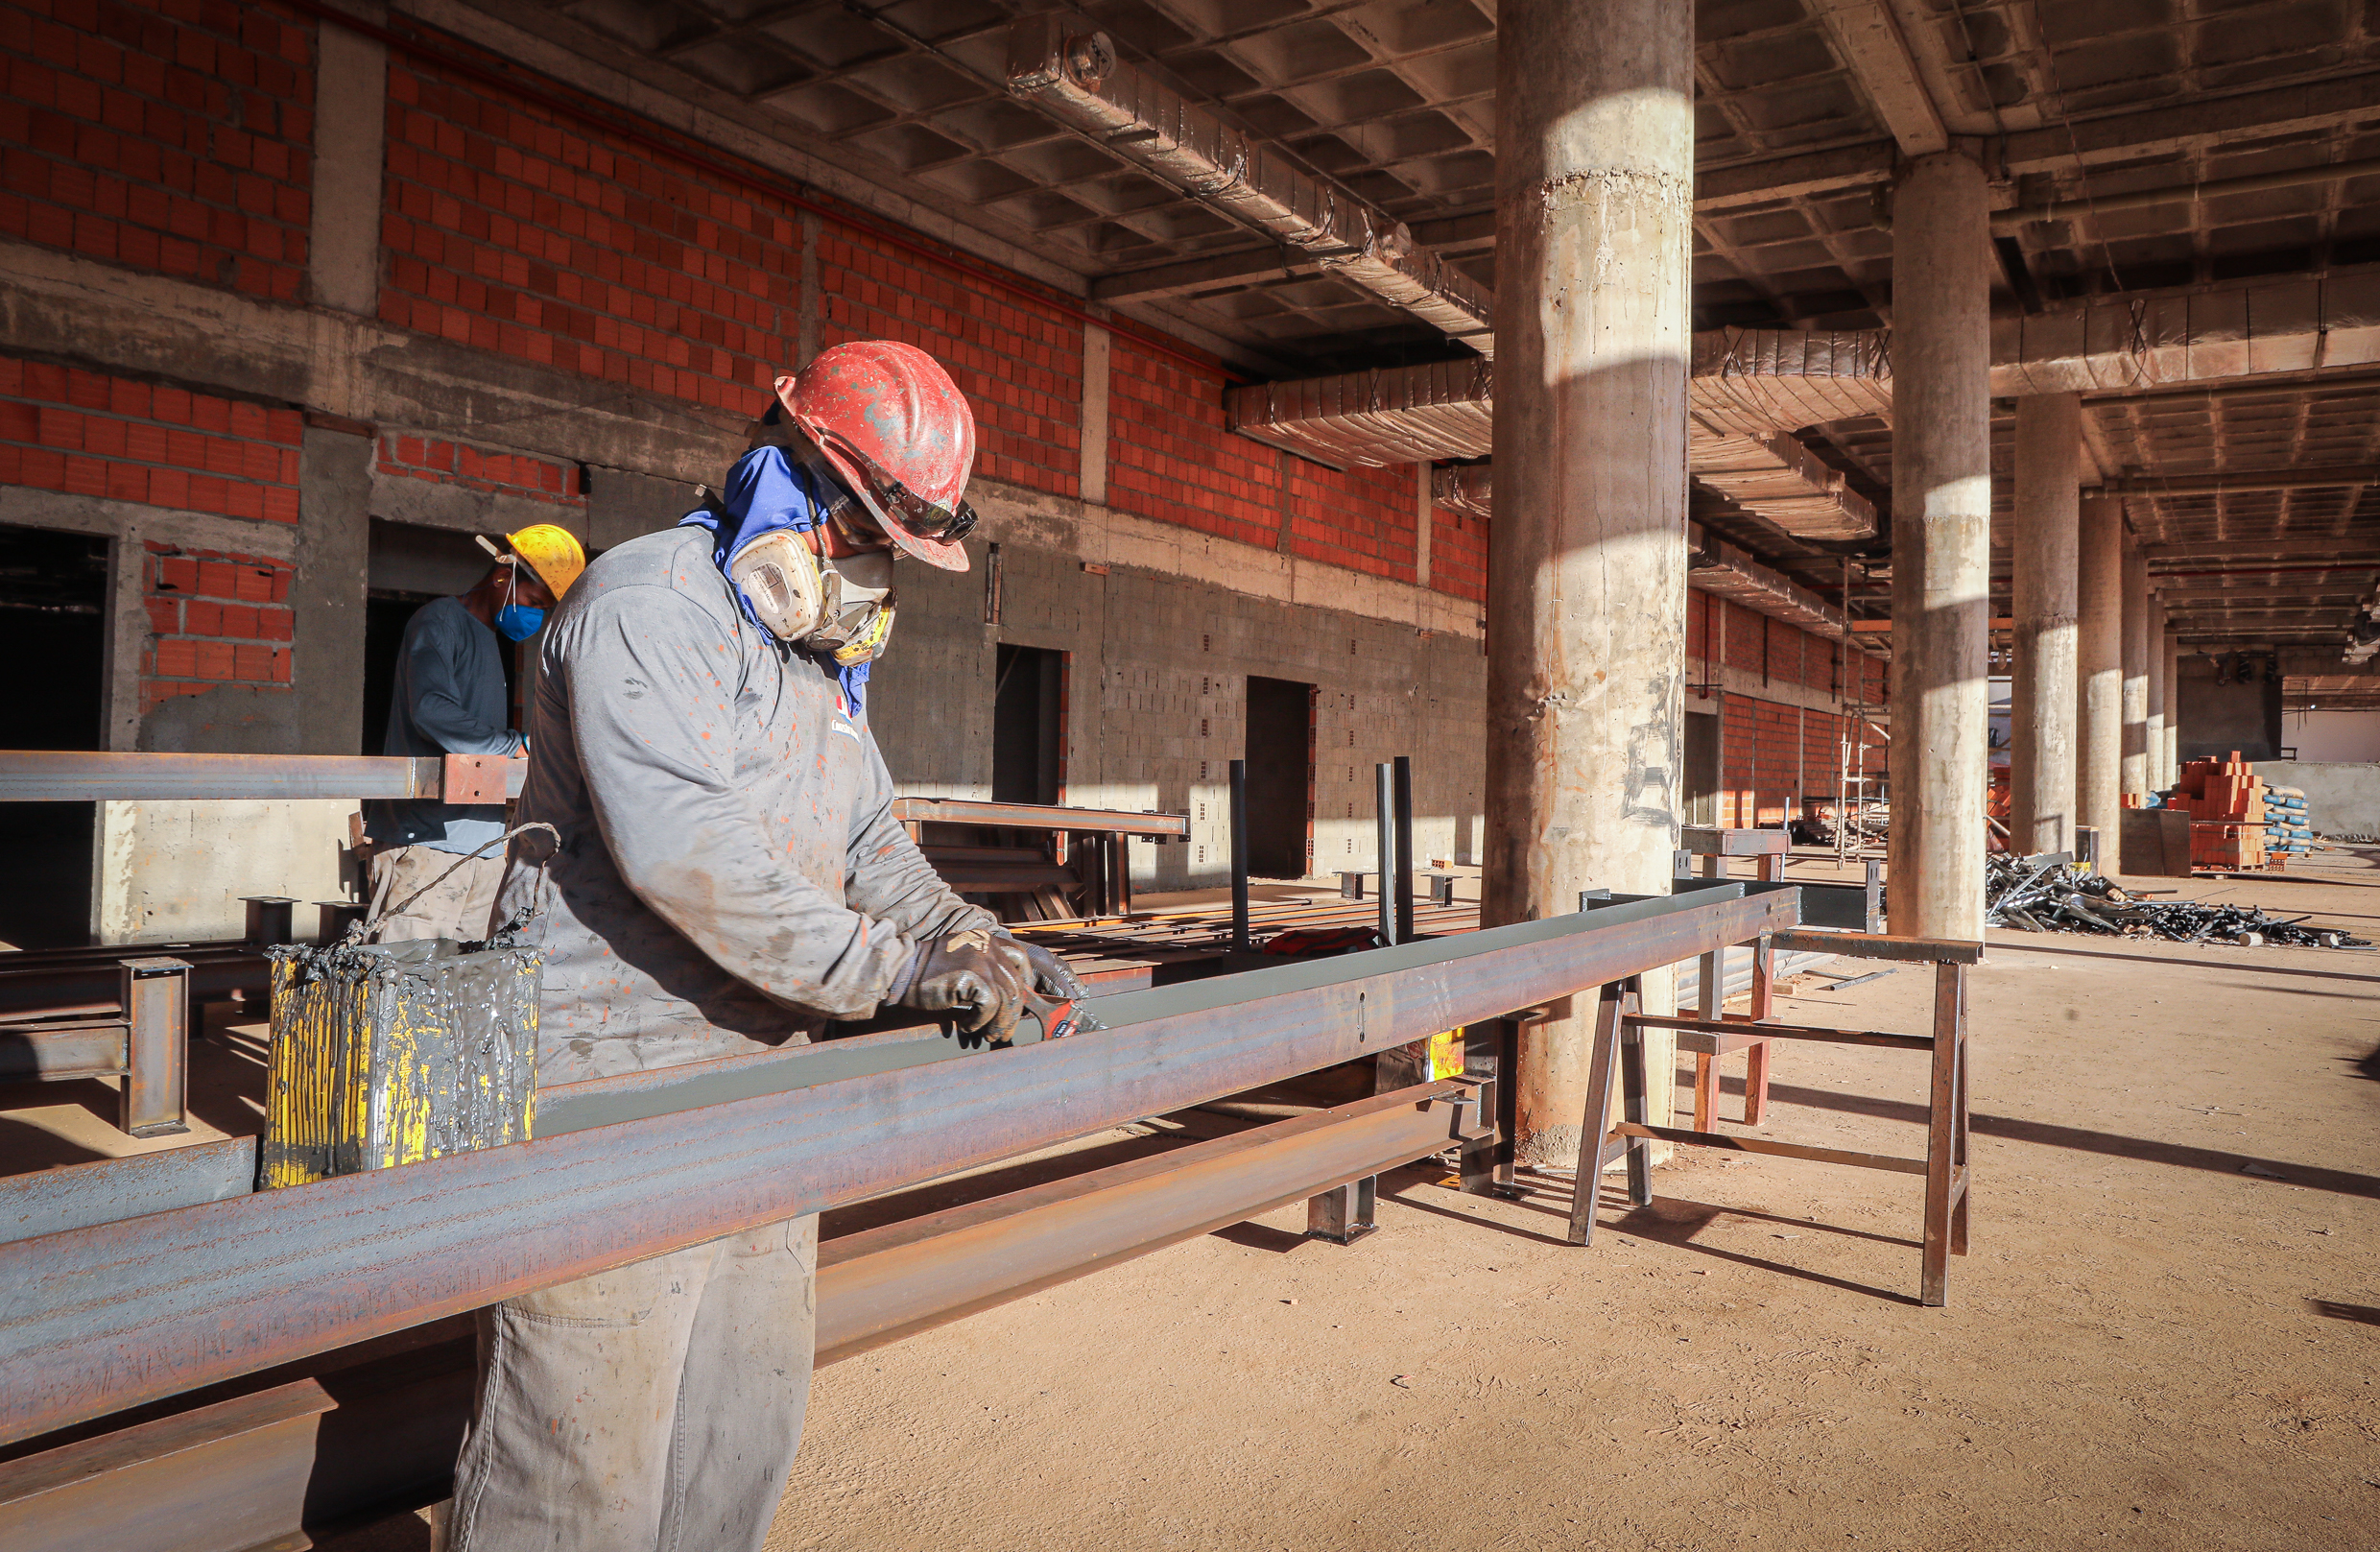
{"left": 0, "top": 752, "right": 1190, "bottom": 839}
{"left": 0, "top": 1081, "right": 1478, "bottom": 1552}
{"left": 0, "top": 886, "right": 1797, "bottom": 1446}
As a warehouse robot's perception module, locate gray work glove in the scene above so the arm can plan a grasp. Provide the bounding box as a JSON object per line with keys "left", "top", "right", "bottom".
{"left": 889, "top": 926, "right": 1033, "bottom": 1044}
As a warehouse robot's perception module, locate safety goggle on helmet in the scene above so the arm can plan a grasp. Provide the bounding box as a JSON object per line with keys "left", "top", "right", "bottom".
{"left": 774, "top": 341, "right": 979, "bottom": 572}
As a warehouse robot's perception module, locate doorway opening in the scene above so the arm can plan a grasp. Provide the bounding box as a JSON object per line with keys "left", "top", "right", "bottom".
{"left": 0, "top": 523, "right": 109, "bottom": 946}
{"left": 362, "top": 520, "right": 517, "bottom": 754}
{"left": 1244, "top": 676, "right": 1314, "bottom": 879}
{"left": 1683, "top": 707, "right": 1721, "bottom": 828}
{"left": 991, "top": 644, "right": 1064, "bottom": 806}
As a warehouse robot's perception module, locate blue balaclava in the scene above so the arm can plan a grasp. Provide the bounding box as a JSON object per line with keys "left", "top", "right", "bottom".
{"left": 678, "top": 439, "right": 875, "bottom": 714}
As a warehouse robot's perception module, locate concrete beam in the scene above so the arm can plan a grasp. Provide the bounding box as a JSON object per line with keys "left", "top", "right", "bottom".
{"left": 0, "top": 240, "right": 743, "bottom": 487}
{"left": 2145, "top": 537, "right": 2380, "bottom": 562}
{"left": 1694, "top": 72, "right": 2380, "bottom": 211}
{"left": 1811, "top": 0, "right": 1948, "bottom": 157}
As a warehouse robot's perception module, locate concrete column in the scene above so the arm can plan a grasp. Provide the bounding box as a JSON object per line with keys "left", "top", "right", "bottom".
{"left": 797, "top": 210, "right": 823, "bottom": 367}
{"left": 298, "top": 7, "right": 386, "bottom": 753}
{"left": 1081, "top": 312, "right": 1111, "bottom": 508}
{"left": 307, "top": 6, "right": 388, "bottom": 317}
{"left": 2146, "top": 603, "right": 2168, "bottom": 792}
{"left": 1414, "top": 465, "right": 1434, "bottom": 590}
{"left": 2162, "top": 628, "right": 2181, "bottom": 779}
{"left": 293, "top": 425, "right": 372, "bottom": 753}
{"left": 1486, "top": 0, "right": 1692, "bottom": 1164}
{"left": 2077, "top": 496, "right": 2126, "bottom": 847}
{"left": 2010, "top": 394, "right": 2080, "bottom": 856}
{"left": 2122, "top": 539, "right": 2150, "bottom": 800}
{"left": 1884, "top": 151, "right": 1992, "bottom": 941}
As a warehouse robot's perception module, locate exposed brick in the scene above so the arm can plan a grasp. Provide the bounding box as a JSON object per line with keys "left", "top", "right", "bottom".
{"left": 0, "top": 0, "right": 312, "bottom": 297}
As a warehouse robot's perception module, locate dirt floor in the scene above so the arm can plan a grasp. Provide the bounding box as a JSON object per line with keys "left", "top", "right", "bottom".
{"left": 12, "top": 851, "right": 2379, "bottom": 1550}
{"left": 755, "top": 855, "right": 2380, "bottom": 1552}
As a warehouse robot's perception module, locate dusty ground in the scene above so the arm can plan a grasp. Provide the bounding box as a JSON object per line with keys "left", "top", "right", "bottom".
{"left": 760, "top": 857, "right": 2380, "bottom": 1552}
{"left": 12, "top": 854, "right": 2378, "bottom": 1551}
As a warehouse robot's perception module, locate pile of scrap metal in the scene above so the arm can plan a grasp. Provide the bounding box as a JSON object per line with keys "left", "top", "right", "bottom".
{"left": 1985, "top": 853, "right": 2369, "bottom": 948}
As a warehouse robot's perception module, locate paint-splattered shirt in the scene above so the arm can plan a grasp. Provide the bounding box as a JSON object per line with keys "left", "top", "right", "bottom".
{"left": 491, "top": 526, "right": 992, "bottom": 1083}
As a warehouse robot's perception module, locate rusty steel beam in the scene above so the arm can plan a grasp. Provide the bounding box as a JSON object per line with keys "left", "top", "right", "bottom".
{"left": 0, "top": 1081, "right": 1481, "bottom": 1551}
{"left": 891, "top": 797, "right": 1188, "bottom": 838}
{"left": 0, "top": 752, "right": 518, "bottom": 803}
{"left": 0, "top": 885, "right": 1798, "bottom": 1446}
{"left": 0, "top": 756, "right": 1190, "bottom": 842}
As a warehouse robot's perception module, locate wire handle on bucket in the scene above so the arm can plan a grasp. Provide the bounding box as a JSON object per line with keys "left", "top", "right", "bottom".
{"left": 362, "top": 822, "right": 560, "bottom": 943}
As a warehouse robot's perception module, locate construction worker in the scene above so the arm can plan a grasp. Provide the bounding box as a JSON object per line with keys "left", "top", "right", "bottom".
{"left": 445, "top": 342, "right": 1037, "bottom": 1552}
{"left": 367, "top": 523, "right": 585, "bottom": 941}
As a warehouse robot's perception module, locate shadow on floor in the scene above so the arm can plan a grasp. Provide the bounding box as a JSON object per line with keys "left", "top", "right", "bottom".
{"left": 2308, "top": 1299, "right": 2380, "bottom": 1326}
{"left": 1991, "top": 941, "right": 2380, "bottom": 985}
{"left": 1386, "top": 1176, "right": 1924, "bottom": 1304}
{"left": 1746, "top": 1079, "right": 2380, "bottom": 1202}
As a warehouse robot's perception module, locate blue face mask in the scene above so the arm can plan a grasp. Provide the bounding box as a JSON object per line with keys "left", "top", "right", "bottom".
{"left": 494, "top": 604, "right": 545, "bottom": 641}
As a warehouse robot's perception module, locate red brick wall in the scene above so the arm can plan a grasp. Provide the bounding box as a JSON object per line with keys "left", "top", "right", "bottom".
{"left": 376, "top": 430, "right": 584, "bottom": 511}
{"left": 1107, "top": 334, "right": 1280, "bottom": 549}
{"left": 1432, "top": 500, "right": 1486, "bottom": 604}
{"left": 1284, "top": 457, "right": 1414, "bottom": 584}
{"left": 819, "top": 225, "right": 1081, "bottom": 497}
{"left": 142, "top": 538, "right": 291, "bottom": 711}
{"left": 0, "top": 0, "right": 313, "bottom": 299}
{"left": 380, "top": 48, "right": 795, "bottom": 413}
{"left": 0, "top": 356, "right": 300, "bottom": 520}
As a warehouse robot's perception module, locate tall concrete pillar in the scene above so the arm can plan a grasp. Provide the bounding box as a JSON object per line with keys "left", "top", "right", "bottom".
{"left": 2077, "top": 497, "right": 2125, "bottom": 855}
{"left": 293, "top": 8, "right": 389, "bottom": 754}
{"left": 2162, "top": 628, "right": 2181, "bottom": 778}
{"left": 1885, "top": 152, "right": 1992, "bottom": 941}
{"left": 2010, "top": 394, "right": 2080, "bottom": 856}
{"left": 1486, "top": 0, "right": 1692, "bottom": 1163}
{"left": 2122, "top": 540, "right": 2151, "bottom": 801}
{"left": 2146, "top": 602, "right": 2168, "bottom": 791}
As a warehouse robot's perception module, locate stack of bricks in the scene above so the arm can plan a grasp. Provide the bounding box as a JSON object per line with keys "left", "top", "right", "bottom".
{"left": 2173, "top": 752, "right": 2268, "bottom": 872}
{"left": 143, "top": 541, "right": 294, "bottom": 712}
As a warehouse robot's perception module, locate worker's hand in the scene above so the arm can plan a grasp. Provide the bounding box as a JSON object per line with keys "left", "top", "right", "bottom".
{"left": 1004, "top": 935, "right": 1088, "bottom": 1003}
{"left": 890, "top": 927, "right": 1032, "bottom": 1044}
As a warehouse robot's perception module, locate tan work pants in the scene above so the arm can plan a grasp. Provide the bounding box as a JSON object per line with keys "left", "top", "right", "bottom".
{"left": 441, "top": 1217, "right": 818, "bottom": 1552}
{"left": 368, "top": 845, "right": 508, "bottom": 943}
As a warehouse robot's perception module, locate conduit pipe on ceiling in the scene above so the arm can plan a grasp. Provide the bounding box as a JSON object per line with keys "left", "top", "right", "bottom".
{"left": 1233, "top": 340, "right": 1883, "bottom": 542}
{"left": 1992, "top": 273, "right": 2380, "bottom": 394}
{"left": 1430, "top": 478, "right": 1857, "bottom": 643}
{"left": 1005, "top": 16, "right": 1494, "bottom": 356}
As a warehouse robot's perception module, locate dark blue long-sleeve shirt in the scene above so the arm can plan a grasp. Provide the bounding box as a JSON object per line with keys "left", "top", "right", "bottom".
{"left": 373, "top": 595, "right": 524, "bottom": 854}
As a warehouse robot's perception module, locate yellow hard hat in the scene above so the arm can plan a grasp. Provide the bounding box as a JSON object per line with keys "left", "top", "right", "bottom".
{"left": 505, "top": 523, "right": 586, "bottom": 598}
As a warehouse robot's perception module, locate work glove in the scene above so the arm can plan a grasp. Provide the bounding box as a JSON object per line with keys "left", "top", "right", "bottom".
{"left": 889, "top": 927, "right": 1033, "bottom": 1045}
{"left": 994, "top": 931, "right": 1102, "bottom": 1039}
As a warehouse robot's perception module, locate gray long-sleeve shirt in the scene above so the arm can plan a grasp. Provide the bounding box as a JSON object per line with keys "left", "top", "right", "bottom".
{"left": 373, "top": 594, "right": 526, "bottom": 854}
{"left": 489, "top": 526, "right": 992, "bottom": 1083}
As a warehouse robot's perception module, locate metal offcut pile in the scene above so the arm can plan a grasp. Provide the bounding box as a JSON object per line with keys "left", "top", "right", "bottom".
{"left": 1984, "top": 854, "right": 2370, "bottom": 949}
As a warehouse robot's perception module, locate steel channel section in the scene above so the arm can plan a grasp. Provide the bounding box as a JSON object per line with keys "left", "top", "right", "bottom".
{"left": 0, "top": 752, "right": 451, "bottom": 802}
{"left": 1, "top": 1025, "right": 977, "bottom": 1245}
{"left": 814, "top": 1079, "right": 1473, "bottom": 1362}
{"left": 0, "top": 753, "right": 1187, "bottom": 838}
{"left": 0, "top": 1083, "right": 1473, "bottom": 1552}
{"left": 0, "top": 886, "right": 1795, "bottom": 1446}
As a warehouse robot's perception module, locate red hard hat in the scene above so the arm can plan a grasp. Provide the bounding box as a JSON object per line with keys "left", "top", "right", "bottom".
{"left": 774, "top": 342, "right": 978, "bottom": 571}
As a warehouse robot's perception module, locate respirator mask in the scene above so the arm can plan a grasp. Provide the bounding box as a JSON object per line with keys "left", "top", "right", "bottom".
{"left": 728, "top": 532, "right": 895, "bottom": 666}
